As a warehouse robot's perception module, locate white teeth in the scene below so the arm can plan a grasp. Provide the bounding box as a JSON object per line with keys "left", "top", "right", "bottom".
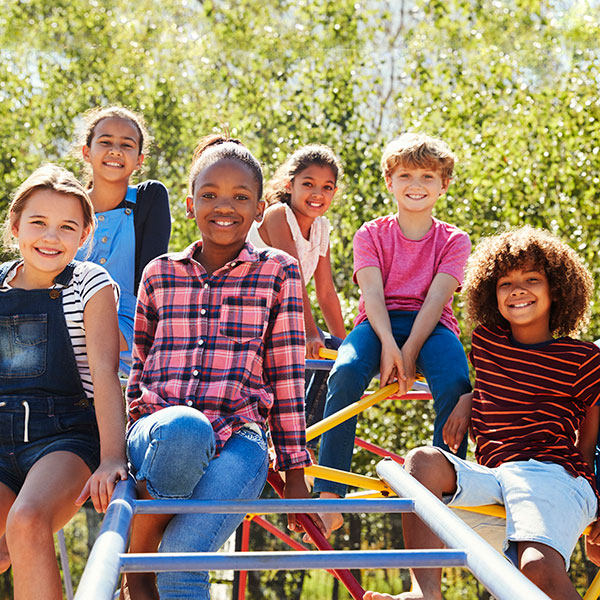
{"left": 511, "top": 302, "right": 532, "bottom": 308}
{"left": 105, "top": 162, "right": 123, "bottom": 167}
{"left": 37, "top": 248, "right": 59, "bottom": 256}
{"left": 215, "top": 221, "right": 234, "bottom": 226}
{"left": 407, "top": 194, "right": 426, "bottom": 200}
{"left": 307, "top": 202, "right": 323, "bottom": 208}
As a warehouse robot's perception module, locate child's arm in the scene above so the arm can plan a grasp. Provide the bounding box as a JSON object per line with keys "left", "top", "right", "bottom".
{"left": 577, "top": 404, "right": 599, "bottom": 470}
{"left": 313, "top": 249, "right": 346, "bottom": 341}
{"left": 263, "top": 258, "right": 324, "bottom": 534}
{"left": 76, "top": 285, "right": 128, "bottom": 513}
{"left": 260, "top": 207, "right": 324, "bottom": 358}
{"left": 443, "top": 392, "right": 473, "bottom": 453}
{"left": 579, "top": 405, "right": 600, "bottom": 563}
{"left": 355, "top": 266, "right": 407, "bottom": 390}
{"left": 399, "top": 272, "right": 462, "bottom": 388}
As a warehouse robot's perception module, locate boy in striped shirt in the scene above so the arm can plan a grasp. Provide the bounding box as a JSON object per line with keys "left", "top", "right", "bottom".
{"left": 364, "top": 227, "right": 600, "bottom": 600}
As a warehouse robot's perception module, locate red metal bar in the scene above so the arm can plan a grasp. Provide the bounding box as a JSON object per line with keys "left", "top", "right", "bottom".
{"left": 267, "top": 471, "right": 366, "bottom": 600}
{"left": 354, "top": 437, "right": 405, "bottom": 464}
{"left": 236, "top": 517, "right": 251, "bottom": 600}
{"left": 251, "top": 515, "right": 338, "bottom": 578}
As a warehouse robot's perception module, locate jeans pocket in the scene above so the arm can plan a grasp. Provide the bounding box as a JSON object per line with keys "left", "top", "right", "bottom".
{"left": 0, "top": 314, "right": 47, "bottom": 378}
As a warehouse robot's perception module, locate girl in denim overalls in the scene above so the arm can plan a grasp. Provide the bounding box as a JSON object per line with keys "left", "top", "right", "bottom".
{"left": 0, "top": 165, "right": 127, "bottom": 600}
{"left": 77, "top": 105, "right": 171, "bottom": 374}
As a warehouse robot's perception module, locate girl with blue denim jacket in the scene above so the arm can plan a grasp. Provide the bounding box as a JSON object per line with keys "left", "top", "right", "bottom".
{"left": 0, "top": 164, "right": 127, "bottom": 600}
{"left": 77, "top": 105, "right": 171, "bottom": 374}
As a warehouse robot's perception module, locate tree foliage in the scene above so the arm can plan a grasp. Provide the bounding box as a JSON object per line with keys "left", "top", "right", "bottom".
{"left": 1, "top": 0, "right": 600, "bottom": 598}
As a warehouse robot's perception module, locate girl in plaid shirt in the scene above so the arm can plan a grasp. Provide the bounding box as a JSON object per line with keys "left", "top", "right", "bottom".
{"left": 123, "top": 136, "right": 324, "bottom": 600}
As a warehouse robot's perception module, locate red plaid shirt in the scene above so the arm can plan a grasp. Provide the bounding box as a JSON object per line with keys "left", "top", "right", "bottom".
{"left": 127, "top": 241, "right": 310, "bottom": 471}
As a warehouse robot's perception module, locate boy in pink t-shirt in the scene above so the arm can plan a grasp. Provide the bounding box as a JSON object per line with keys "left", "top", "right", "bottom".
{"left": 313, "top": 133, "right": 472, "bottom": 537}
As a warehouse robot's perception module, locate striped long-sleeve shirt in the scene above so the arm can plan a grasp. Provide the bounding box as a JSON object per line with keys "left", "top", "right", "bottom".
{"left": 126, "top": 241, "right": 310, "bottom": 472}
{"left": 470, "top": 325, "right": 600, "bottom": 497}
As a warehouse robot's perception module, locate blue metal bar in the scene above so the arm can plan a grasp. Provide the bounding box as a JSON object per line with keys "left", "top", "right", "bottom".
{"left": 57, "top": 529, "right": 74, "bottom": 600}
{"left": 132, "top": 498, "right": 413, "bottom": 515}
{"left": 120, "top": 549, "right": 467, "bottom": 572}
{"left": 74, "top": 478, "right": 137, "bottom": 600}
{"left": 305, "top": 359, "right": 335, "bottom": 370}
{"left": 377, "top": 458, "right": 552, "bottom": 600}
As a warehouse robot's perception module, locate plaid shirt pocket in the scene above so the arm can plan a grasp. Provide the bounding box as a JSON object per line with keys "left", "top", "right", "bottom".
{"left": 219, "top": 296, "right": 268, "bottom": 343}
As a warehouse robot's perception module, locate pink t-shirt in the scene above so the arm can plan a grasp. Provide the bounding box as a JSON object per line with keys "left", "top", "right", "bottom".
{"left": 353, "top": 215, "right": 471, "bottom": 336}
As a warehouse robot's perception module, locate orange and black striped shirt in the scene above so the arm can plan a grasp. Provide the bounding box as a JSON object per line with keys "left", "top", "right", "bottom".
{"left": 470, "top": 325, "right": 600, "bottom": 497}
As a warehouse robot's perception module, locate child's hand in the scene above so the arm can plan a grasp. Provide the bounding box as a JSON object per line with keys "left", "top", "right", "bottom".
{"left": 76, "top": 457, "right": 128, "bottom": 513}
{"left": 586, "top": 520, "right": 600, "bottom": 566}
{"left": 306, "top": 334, "right": 325, "bottom": 360}
{"left": 282, "top": 468, "right": 326, "bottom": 537}
{"left": 380, "top": 340, "right": 406, "bottom": 390}
{"left": 443, "top": 392, "right": 473, "bottom": 453}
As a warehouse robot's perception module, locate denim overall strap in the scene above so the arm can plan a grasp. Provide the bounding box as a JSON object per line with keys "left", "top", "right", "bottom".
{"left": 0, "top": 264, "right": 86, "bottom": 399}
{"left": 76, "top": 185, "right": 137, "bottom": 373}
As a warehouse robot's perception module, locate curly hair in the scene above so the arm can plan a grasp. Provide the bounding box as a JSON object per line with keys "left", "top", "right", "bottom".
{"left": 464, "top": 226, "right": 593, "bottom": 337}
{"left": 264, "top": 144, "right": 342, "bottom": 206}
{"left": 380, "top": 133, "right": 455, "bottom": 181}
{"left": 188, "top": 134, "right": 263, "bottom": 198}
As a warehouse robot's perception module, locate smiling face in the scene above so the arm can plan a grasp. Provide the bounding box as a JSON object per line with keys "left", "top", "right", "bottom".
{"left": 82, "top": 117, "right": 144, "bottom": 183}
{"left": 287, "top": 163, "right": 337, "bottom": 222}
{"left": 12, "top": 190, "right": 90, "bottom": 288}
{"left": 385, "top": 165, "right": 449, "bottom": 217}
{"left": 186, "top": 158, "right": 264, "bottom": 269}
{"left": 496, "top": 266, "right": 553, "bottom": 344}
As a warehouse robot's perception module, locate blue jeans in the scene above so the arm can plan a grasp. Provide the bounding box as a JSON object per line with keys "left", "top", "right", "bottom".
{"left": 314, "top": 311, "right": 471, "bottom": 497}
{"left": 304, "top": 331, "right": 343, "bottom": 449}
{"left": 127, "top": 406, "right": 269, "bottom": 600}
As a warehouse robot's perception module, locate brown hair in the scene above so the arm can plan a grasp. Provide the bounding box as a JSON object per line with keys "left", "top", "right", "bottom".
{"left": 380, "top": 132, "right": 455, "bottom": 181}
{"left": 3, "top": 163, "right": 95, "bottom": 248}
{"left": 77, "top": 106, "right": 150, "bottom": 186}
{"left": 464, "top": 226, "right": 593, "bottom": 337}
{"left": 189, "top": 134, "right": 263, "bottom": 198}
{"left": 264, "top": 144, "right": 342, "bottom": 206}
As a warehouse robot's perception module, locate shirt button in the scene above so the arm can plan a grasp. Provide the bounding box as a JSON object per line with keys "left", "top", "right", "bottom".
{"left": 200, "top": 309, "right": 206, "bottom": 315}
{"left": 98, "top": 215, "right": 105, "bottom": 222}
{"left": 101, "top": 236, "right": 108, "bottom": 243}
{"left": 125, "top": 208, "right": 132, "bottom": 215}
{"left": 198, "top": 339, "right": 204, "bottom": 346}
{"left": 203, "top": 283, "right": 209, "bottom": 289}
{"left": 193, "top": 369, "right": 199, "bottom": 376}
{"left": 187, "top": 400, "right": 194, "bottom": 406}
{"left": 230, "top": 262, "right": 237, "bottom": 268}
{"left": 99, "top": 258, "right": 107, "bottom": 264}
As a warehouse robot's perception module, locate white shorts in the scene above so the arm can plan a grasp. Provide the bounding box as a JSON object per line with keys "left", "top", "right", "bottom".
{"left": 438, "top": 450, "right": 597, "bottom": 569}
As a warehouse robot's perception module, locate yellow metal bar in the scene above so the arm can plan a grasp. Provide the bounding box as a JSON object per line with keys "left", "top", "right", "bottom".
{"left": 306, "top": 383, "right": 399, "bottom": 441}
{"left": 346, "top": 490, "right": 395, "bottom": 499}
{"left": 318, "top": 348, "right": 338, "bottom": 360}
{"left": 305, "top": 464, "right": 392, "bottom": 494}
{"left": 584, "top": 570, "right": 600, "bottom": 600}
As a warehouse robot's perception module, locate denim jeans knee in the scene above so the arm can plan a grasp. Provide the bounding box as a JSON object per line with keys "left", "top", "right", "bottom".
{"left": 126, "top": 406, "right": 216, "bottom": 499}
{"left": 157, "top": 427, "right": 269, "bottom": 600}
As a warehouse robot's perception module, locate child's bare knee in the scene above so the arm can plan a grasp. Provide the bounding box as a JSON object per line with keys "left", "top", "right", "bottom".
{"left": 519, "top": 545, "right": 565, "bottom": 590}
{"left": 6, "top": 503, "right": 48, "bottom": 541}
{"left": 404, "top": 447, "right": 450, "bottom": 489}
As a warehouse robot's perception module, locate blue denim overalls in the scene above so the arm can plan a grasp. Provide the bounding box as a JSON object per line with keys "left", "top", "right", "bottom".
{"left": 77, "top": 186, "right": 136, "bottom": 373}
{"left": 0, "top": 261, "right": 99, "bottom": 493}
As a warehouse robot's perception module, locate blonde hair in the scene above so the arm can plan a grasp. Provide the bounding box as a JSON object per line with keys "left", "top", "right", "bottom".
{"left": 3, "top": 164, "right": 94, "bottom": 248}
{"left": 381, "top": 133, "right": 455, "bottom": 181}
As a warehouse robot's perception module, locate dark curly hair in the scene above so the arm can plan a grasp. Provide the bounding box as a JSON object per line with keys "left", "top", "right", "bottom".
{"left": 464, "top": 226, "right": 593, "bottom": 337}
{"left": 189, "top": 134, "right": 263, "bottom": 198}
{"left": 264, "top": 144, "right": 342, "bottom": 206}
